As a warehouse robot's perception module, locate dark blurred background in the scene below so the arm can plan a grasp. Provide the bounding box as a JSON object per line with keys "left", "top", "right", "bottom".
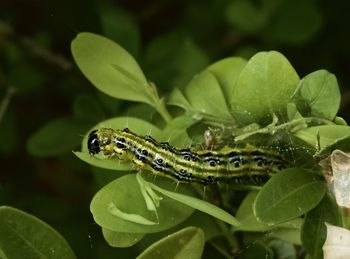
{"left": 0, "top": 0, "right": 349, "bottom": 258}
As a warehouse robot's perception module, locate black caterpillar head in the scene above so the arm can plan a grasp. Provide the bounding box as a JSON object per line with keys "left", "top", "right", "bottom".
{"left": 87, "top": 130, "right": 100, "bottom": 155}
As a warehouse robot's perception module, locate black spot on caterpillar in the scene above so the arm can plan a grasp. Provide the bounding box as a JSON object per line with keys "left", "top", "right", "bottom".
{"left": 87, "top": 128, "right": 289, "bottom": 185}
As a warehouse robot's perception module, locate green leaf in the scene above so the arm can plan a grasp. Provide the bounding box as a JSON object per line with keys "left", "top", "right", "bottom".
{"left": 183, "top": 211, "right": 221, "bottom": 241}
{"left": 236, "top": 191, "right": 303, "bottom": 232}
{"left": 27, "top": 117, "right": 90, "bottom": 157}
{"left": 301, "top": 194, "right": 342, "bottom": 259}
{"left": 270, "top": 228, "right": 301, "bottom": 245}
{"left": 146, "top": 180, "right": 240, "bottom": 227}
{"left": 168, "top": 88, "right": 194, "bottom": 111}
{"left": 225, "top": 0, "right": 269, "bottom": 34}
{"left": 90, "top": 174, "right": 194, "bottom": 233}
{"left": 254, "top": 168, "right": 326, "bottom": 224}
{"left": 71, "top": 33, "right": 152, "bottom": 105}
{"left": 73, "top": 151, "right": 132, "bottom": 171}
{"left": 295, "top": 70, "right": 340, "bottom": 120}
{"left": 294, "top": 125, "right": 350, "bottom": 150}
{"left": 99, "top": 3, "right": 140, "bottom": 57}
{"left": 72, "top": 94, "right": 105, "bottom": 122}
{"left": 238, "top": 241, "right": 273, "bottom": 259}
{"left": 236, "top": 191, "right": 271, "bottom": 232}
{"left": 268, "top": 239, "right": 297, "bottom": 259}
{"left": 266, "top": 1, "right": 322, "bottom": 45}
{"left": 162, "top": 115, "right": 198, "bottom": 146}
{"left": 136, "top": 227, "right": 205, "bottom": 259}
{"left": 207, "top": 57, "right": 247, "bottom": 104}
{"left": 231, "top": 51, "right": 300, "bottom": 125}
{"left": 78, "top": 116, "right": 162, "bottom": 170}
{"left": 0, "top": 206, "right": 76, "bottom": 259}
{"left": 143, "top": 32, "right": 209, "bottom": 89}
{"left": 184, "top": 70, "right": 233, "bottom": 120}
{"left": 102, "top": 228, "right": 144, "bottom": 248}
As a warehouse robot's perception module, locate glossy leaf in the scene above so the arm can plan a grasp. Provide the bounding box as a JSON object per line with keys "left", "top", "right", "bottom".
{"left": 236, "top": 191, "right": 271, "bottom": 232}
{"left": 71, "top": 33, "right": 152, "bottom": 104}
{"left": 0, "top": 206, "right": 76, "bottom": 259}
{"left": 294, "top": 125, "right": 350, "bottom": 150}
{"left": 236, "top": 191, "right": 303, "bottom": 232}
{"left": 301, "top": 194, "right": 342, "bottom": 259}
{"left": 254, "top": 168, "right": 326, "bottom": 224}
{"left": 136, "top": 227, "right": 205, "bottom": 259}
{"left": 295, "top": 70, "right": 340, "bottom": 120}
{"left": 231, "top": 51, "right": 299, "bottom": 125}
{"left": 206, "top": 57, "right": 247, "bottom": 104}
{"left": 146, "top": 180, "right": 240, "bottom": 227}
{"left": 102, "top": 228, "right": 144, "bottom": 248}
{"left": 184, "top": 70, "right": 232, "bottom": 120}
{"left": 90, "top": 174, "right": 194, "bottom": 233}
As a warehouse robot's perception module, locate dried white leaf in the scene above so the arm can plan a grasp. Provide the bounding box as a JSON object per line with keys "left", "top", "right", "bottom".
{"left": 320, "top": 149, "right": 350, "bottom": 208}
{"left": 323, "top": 223, "right": 350, "bottom": 259}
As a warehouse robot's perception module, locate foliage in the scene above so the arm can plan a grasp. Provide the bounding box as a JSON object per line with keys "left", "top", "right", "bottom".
{"left": 2, "top": 1, "right": 350, "bottom": 258}
{"left": 69, "top": 33, "right": 345, "bottom": 258}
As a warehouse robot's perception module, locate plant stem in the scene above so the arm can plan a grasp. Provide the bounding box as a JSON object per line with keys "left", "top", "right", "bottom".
{"left": 155, "top": 100, "right": 172, "bottom": 123}
{"left": 235, "top": 117, "right": 335, "bottom": 141}
{"left": 0, "top": 86, "right": 16, "bottom": 124}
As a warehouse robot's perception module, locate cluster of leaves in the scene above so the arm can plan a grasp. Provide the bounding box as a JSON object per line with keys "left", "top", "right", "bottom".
{"left": 69, "top": 33, "right": 348, "bottom": 258}
{"left": 2, "top": 1, "right": 350, "bottom": 258}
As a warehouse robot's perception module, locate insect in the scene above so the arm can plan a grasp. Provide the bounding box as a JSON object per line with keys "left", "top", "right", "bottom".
{"left": 87, "top": 128, "right": 289, "bottom": 185}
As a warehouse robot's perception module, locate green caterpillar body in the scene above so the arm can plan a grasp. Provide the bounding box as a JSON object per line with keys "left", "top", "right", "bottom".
{"left": 87, "top": 128, "right": 289, "bottom": 185}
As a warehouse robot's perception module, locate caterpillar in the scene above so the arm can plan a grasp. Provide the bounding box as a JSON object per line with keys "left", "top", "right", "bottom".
{"left": 87, "top": 128, "right": 289, "bottom": 185}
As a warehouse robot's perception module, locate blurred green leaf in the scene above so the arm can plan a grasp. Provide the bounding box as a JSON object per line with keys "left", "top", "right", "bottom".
{"left": 102, "top": 228, "right": 144, "bottom": 248}
{"left": 266, "top": 1, "right": 322, "bottom": 45}
{"left": 72, "top": 94, "right": 105, "bottom": 122}
{"left": 231, "top": 51, "right": 300, "bottom": 125}
{"left": 143, "top": 32, "right": 209, "bottom": 89}
{"left": 0, "top": 108, "right": 18, "bottom": 155}
{"left": 225, "top": 0, "right": 269, "bottom": 34}
{"left": 71, "top": 33, "right": 152, "bottom": 104}
{"left": 99, "top": 3, "right": 140, "bottom": 57}
{"left": 0, "top": 206, "right": 76, "bottom": 259}
{"left": 301, "top": 194, "right": 342, "bottom": 259}
{"left": 238, "top": 241, "right": 273, "bottom": 259}
{"left": 268, "top": 239, "right": 297, "bottom": 259}
{"left": 136, "top": 227, "right": 205, "bottom": 259}
{"left": 90, "top": 174, "right": 194, "bottom": 233}
{"left": 7, "top": 63, "right": 46, "bottom": 94}
{"left": 254, "top": 168, "right": 326, "bottom": 224}
{"left": 270, "top": 228, "right": 301, "bottom": 245}
{"left": 294, "top": 70, "right": 340, "bottom": 120}
{"left": 27, "top": 117, "right": 90, "bottom": 157}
